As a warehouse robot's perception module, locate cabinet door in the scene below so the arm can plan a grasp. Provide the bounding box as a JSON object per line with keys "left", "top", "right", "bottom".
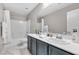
{"left": 27, "top": 36, "right": 29, "bottom": 49}
{"left": 31, "top": 38, "right": 36, "bottom": 55}
{"left": 27, "top": 36, "right": 32, "bottom": 52}
{"left": 49, "top": 45, "right": 71, "bottom": 55}
{"left": 37, "top": 40, "right": 48, "bottom": 55}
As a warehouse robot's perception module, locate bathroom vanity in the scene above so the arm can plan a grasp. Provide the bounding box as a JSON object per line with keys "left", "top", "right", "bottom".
{"left": 27, "top": 34, "right": 79, "bottom": 55}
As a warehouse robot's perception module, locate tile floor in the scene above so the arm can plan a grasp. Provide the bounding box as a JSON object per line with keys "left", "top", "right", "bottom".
{"left": 0, "top": 47, "right": 31, "bottom": 55}
{"left": 0, "top": 38, "right": 31, "bottom": 55}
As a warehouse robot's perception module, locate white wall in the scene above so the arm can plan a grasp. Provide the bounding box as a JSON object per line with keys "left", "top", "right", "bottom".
{"left": 11, "top": 20, "right": 29, "bottom": 39}
{"left": 10, "top": 12, "right": 26, "bottom": 21}
{"left": 0, "top": 3, "right": 3, "bottom": 37}
{"left": 27, "top": 4, "right": 43, "bottom": 33}
{"left": 0, "top": 3, "right": 3, "bottom": 10}
{"left": 0, "top": 10, "right": 3, "bottom": 37}
{"left": 67, "top": 9, "right": 79, "bottom": 33}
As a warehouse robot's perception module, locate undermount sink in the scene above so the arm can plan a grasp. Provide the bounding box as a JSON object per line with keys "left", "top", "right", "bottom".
{"left": 38, "top": 34, "right": 69, "bottom": 44}
{"left": 52, "top": 38, "right": 71, "bottom": 45}
{"left": 43, "top": 37, "right": 71, "bottom": 45}
{"left": 39, "top": 34, "right": 47, "bottom": 38}
{"left": 38, "top": 34, "right": 79, "bottom": 45}
{"left": 72, "top": 39, "right": 79, "bottom": 44}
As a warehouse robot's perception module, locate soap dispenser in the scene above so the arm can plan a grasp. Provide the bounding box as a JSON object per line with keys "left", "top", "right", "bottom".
{"left": 72, "top": 28, "right": 79, "bottom": 43}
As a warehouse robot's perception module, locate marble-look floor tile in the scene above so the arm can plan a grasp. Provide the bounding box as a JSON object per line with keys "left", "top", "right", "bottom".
{"left": 0, "top": 46, "right": 31, "bottom": 55}
{"left": 0, "top": 38, "right": 31, "bottom": 55}
{"left": 0, "top": 47, "right": 31, "bottom": 55}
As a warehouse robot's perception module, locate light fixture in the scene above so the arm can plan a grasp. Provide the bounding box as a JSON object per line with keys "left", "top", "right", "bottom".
{"left": 43, "top": 3, "right": 59, "bottom": 8}
{"left": 19, "top": 21, "right": 24, "bottom": 23}
{"left": 43, "top": 3, "right": 52, "bottom": 8}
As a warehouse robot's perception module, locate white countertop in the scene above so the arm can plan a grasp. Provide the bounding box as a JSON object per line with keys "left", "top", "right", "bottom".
{"left": 28, "top": 34, "right": 79, "bottom": 55}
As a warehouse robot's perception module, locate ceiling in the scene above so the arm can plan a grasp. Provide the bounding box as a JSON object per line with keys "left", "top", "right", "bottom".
{"left": 3, "top": 3, "right": 38, "bottom": 17}
{"left": 2, "top": 3, "right": 73, "bottom": 18}
{"left": 38, "top": 3, "right": 73, "bottom": 17}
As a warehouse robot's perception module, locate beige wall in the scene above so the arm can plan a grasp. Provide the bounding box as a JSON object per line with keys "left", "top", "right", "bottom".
{"left": 44, "top": 3, "right": 79, "bottom": 33}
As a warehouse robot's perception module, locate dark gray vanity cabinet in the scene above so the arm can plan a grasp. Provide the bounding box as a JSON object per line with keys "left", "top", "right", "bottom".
{"left": 27, "top": 35, "right": 74, "bottom": 55}
{"left": 37, "top": 40, "right": 48, "bottom": 55}
{"left": 27, "top": 36, "right": 37, "bottom": 55}
{"left": 27, "top": 36, "right": 32, "bottom": 53}
{"left": 31, "top": 38, "right": 36, "bottom": 55}
{"left": 27, "top": 36, "right": 48, "bottom": 55}
{"left": 49, "top": 45, "right": 72, "bottom": 55}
